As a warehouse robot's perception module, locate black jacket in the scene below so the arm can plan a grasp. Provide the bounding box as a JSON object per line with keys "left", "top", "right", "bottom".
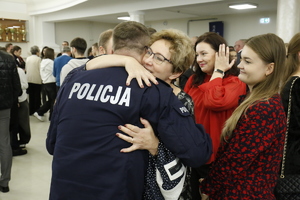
{"left": 0, "top": 50, "right": 22, "bottom": 110}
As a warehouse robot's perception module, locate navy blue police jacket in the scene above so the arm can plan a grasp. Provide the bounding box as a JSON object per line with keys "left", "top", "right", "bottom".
{"left": 46, "top": 66, "right": 212, "bottom": 200}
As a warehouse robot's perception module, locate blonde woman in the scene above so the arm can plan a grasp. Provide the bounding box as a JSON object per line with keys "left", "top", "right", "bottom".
{"left": 200, "top": 33, "right": 287, "bottom": 199}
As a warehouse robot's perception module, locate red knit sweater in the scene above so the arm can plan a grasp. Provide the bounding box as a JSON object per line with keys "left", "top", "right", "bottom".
{"left": 184, "top": 75, "right": 246, "bottom": 163}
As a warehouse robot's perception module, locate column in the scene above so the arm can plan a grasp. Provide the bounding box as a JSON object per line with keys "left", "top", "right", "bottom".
{"left": 276, "top": 0, "right": 300, "bottom": 43}
{"left": 129, "top": 11, "right": 145, "bottom": 24}
{"left": 28, "top": 16, "right": 60, "bottom": 53}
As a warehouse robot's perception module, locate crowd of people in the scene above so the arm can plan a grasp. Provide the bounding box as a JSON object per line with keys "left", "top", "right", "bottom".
{"left": 0, "top": 20, "right": 299, "bottom": 200}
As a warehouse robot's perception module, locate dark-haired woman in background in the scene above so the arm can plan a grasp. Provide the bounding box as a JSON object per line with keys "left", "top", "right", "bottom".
{"left": 184, "top": 32, "right": 247, "bottom": 199}
{"left": 11, "top": 45, "right": 25, "bottom": 70}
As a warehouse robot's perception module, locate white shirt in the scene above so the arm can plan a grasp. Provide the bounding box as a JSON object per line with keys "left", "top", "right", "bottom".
{"left": 40, "top": 58, "right": 56, "bottom": 84}
{"left": 17, "top": 67, "right": 28, "bottom": 102}
{"left": 60, "top": 58, "right": 89, "bottom": 85}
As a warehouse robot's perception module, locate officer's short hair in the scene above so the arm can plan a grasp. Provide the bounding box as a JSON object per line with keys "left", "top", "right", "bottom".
{"left": 113, "top": 21, "right": 150, "bottom": 55}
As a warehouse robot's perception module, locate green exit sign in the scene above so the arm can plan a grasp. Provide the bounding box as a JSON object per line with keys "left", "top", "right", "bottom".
{"left": 260, "top": 18, "right": 270, "bottom": 24}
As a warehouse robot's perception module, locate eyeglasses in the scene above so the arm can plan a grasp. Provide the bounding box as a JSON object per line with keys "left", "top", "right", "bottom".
{"left": 144, "top": 46, "right": 172, "bottom": 65}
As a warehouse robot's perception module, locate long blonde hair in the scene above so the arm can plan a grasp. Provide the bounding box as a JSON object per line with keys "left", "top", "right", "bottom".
{"left": 221, "top": 33, "right": 286, "bottom": 142}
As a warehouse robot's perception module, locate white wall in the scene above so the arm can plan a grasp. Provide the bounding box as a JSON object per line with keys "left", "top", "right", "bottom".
{"left": 55, "top": 21, "right": 117, "bottom": 54}
{"left": 0, "top": 10, "right": 278, "bottom": 58}
{"left": 146, "top": 11, "right": 277, "bottom": 46}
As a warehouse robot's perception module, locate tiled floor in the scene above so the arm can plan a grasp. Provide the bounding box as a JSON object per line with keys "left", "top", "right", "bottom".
{"left": 1, "top": 115, "right": 52, "bottom": 200}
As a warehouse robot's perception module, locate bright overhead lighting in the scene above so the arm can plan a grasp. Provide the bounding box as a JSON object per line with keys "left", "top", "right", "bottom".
{"left": 117, "top": 16, "right": 131, "bottom": 21}
{"left": 229, "top": 3, "right": 257, "bottom": 10}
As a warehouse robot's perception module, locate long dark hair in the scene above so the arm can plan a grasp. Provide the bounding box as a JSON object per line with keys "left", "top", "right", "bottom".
{"left": 191, "top": 32, "right": 239, "bottom": 87}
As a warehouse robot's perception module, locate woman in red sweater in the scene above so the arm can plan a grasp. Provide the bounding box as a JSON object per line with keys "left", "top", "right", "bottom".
{"left": 184, "top": 32, "right": 247, "bottom": 198}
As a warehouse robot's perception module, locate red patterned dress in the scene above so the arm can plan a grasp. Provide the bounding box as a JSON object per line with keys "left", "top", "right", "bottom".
{"left": 200, "top": 94, "right": 286, "bottom": 199}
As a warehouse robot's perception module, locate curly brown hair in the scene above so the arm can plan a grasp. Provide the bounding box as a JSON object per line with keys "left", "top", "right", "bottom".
{"left": 149, "top": 29, "right": 195, "bottom": 74}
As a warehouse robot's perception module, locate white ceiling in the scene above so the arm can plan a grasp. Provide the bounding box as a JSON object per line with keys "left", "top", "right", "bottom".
{"left": 2, "top": 0, "right": 278, "bottom": 23}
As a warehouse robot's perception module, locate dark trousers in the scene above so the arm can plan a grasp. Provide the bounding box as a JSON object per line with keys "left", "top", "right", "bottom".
{"left": 27, "top": 83, "right": 42, "bottom": 115}
{"left": 17, "top": 100, "right": 31, "bottom": 145}
{"left": 36, "top": 83, "right": 57, "bottom": 120}
{"left": 190, "top": 164, "right": 211, "bottom": 199}
{"left": 0, "top": 108, "right": 12, "bottom": 187}
{"left": 10, "top": 100, "right": 19, "bottom": 149}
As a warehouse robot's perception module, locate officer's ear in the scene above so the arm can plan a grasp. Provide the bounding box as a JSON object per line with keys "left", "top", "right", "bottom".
{"left": 98, "top": 46, "right": 106, "bottom": 55}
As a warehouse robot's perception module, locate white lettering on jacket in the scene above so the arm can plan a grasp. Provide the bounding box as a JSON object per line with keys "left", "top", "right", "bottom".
{"left": 68, "top": 83, "right": 131, "bottom": 107}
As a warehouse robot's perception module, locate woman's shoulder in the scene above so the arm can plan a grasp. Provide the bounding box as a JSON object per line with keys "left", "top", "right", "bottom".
{"left": 249, "top": 94, "right": 283, "bottom": 112}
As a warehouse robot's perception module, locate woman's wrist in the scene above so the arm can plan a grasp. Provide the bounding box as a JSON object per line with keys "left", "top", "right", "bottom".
{"left": 214, "top": 68, "right": 225, "bottom": 77}
{"left": 148, "top": 139, "right": 159, "bottom": 156}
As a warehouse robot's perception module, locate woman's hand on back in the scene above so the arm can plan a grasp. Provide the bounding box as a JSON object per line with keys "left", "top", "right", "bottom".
{"left": 116, "top": 117, "right": 159, "bottom": 155}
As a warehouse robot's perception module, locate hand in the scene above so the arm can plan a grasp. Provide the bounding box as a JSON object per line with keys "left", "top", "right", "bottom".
{"left": 124, "top": 58, "right": 158, "bottom": 88}
{"left": 116, "top": 118, "right": 159, "bottom": 155}
{"left": 214, "top": 44, "right": 235, "bottom": 72}
{"left": 201, "top": 193, "right": 209, "bottom": 200}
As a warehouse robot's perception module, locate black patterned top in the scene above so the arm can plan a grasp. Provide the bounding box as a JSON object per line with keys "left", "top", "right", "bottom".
{"left": 143, "top": 90, "right": 195, "bottom": 200}
{"left": 200, "top": 94, "right": 286, "bottom": 199}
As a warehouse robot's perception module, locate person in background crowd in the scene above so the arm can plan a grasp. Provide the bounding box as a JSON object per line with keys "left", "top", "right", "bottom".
{"left": 53, "top": 46, "right": 72, "bottom": 90}
{"left": 0, "top": 49, "right": 22, "bottom": 193}
{"left": 40, "top": 46, "right": 49, "bottom": 60}
{"left": 178, "top": 36, "right": 198, "bottom": 89}
{"left": 9, "top": 45, "right": 27, "bottom": 156}
{"left": 98, "top": 29, "right": 113, "bottom": 55}
{"left": 201, "top": 33, "right": 287, "bottom": 200}
{"left": 34, "top": 48, "right": 56, "bottom": 122}
{"left": 278, "top": 32, "right": 300, "bottom": 196}
{"left": 40, "top": 46, "right": 49, "bottom": 104}
{"left": 234, "top": 39, "right": 246, "bottom": 65}
{"left": 91, "top": 42, "right": 99, "bottom": 57}
{"left": 87, "top": 47, "right": 93, "bottom": 59}
{"left": 60, "top": 37, "right": 89, "bottom": 85}
{"left": 13, "top": 64, "right": 31, "bottom": 154}
{"left": 56, "top": 41, "right": 69, "bottom": 57}
{"left": 184, "top": 32, "right": 247, "bottom": 199}
{"left": 229, "top": 48, "right": 237, "bottom": 63}
{"left": 5, "top": 43, "right": 13, "bottom": 54}
{"left": 11, "top": 46, "right": 25, "bottom": 70}
{"left": 26, "top": 45, "right": 42, "bottom": 115}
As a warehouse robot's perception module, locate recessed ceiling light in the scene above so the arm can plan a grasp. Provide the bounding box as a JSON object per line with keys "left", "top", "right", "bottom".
{"left": 229, "top": 3, "right": 257, "bottom": 10}
{"left": 117, "top": 16, "right": 131, "bottom": 21}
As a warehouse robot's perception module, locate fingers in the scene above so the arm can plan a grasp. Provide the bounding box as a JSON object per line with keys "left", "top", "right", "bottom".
{"left": 126, "top": 76, "right": 133, "bottom": 86}
{"left": 116, "top": 132, "right": 133, "bottom": 143}
{"left": 120, "top": 146, "right": 138, "bottom": 153}
{"left": 116, "top": 133, "right": 138, "bottom": 153}
{"left": 147, "top": 75, "right": 158, "bottom": 85}
{"left": 229, "top": 59, "right": 235, "bottom": 68}
{"left": 118, "top": 124, "right": 141, "bottom": 137}
{"left": 140, "top": 117, "right": 151, "bottom": 128}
